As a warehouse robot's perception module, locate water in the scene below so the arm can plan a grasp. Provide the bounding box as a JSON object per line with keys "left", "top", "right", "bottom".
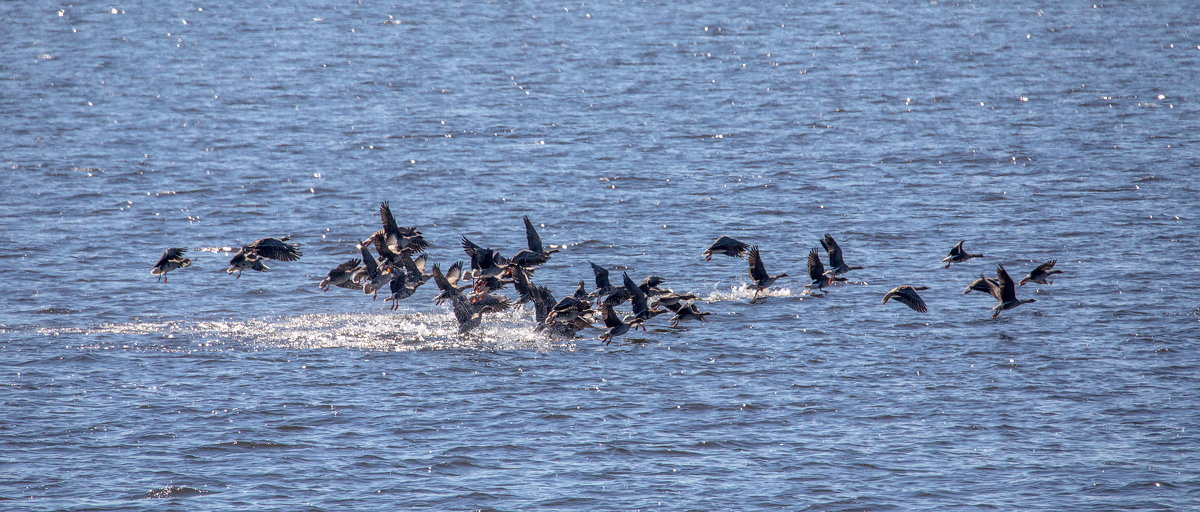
{"left": 3, "top": 1, "right": 1198, "bottom": 510}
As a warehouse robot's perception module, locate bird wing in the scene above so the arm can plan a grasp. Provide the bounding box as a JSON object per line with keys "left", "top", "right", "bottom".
{"left": 640, "top": 275, "right": 666, "bottom": 291}
{"left": 821, "top": 234, "right": 846, "bottom": 268}
{"left": 572, "top": 281, "right": 589, "bottom": 300}
{"left": 450, "top": 294, "right": 478, "bottom": 324}
{"left": 715, "top": 235, "right": 747, "bottom": 252}
{"left": 250, "top": 237, "right": 302, "bottom": 261}
{"left": 379, "top": 201, "right": 407, "bottom": 243}
{"left": 413, "top": 253, "right": 428, "bottom": 273}
{"left": 523, "top": 215, "right": 544, "bottom": 253}
{"left": 807, "top": 248, "right": 825, "bottom": 281}
{"left": 600, "top": 303, "right": 622, "bottom": 328}
{"left": 334, "top": 258, "right": 361, "bottom": 274}
{"left": 389, "top": 270, "right": 410, "bottom": 293}
{"left": 1035, "top": 259, "right": 1057, "bottom": 273}
{"left": 461, "top": 236, "right": 481, "bottom": 260}
{"left": 359, "top": 245, "right": 379, "bottom": 274}
{"left": 748, "top": 246, "right": 768, "bottom": 281}
{"left": 431, "top": 263, "right": 452, "bottom": 291}
{"left": 887, "top": 286, "right": 928, "bottom": 313}
{"left": 996, "top": 264, "right": 1017, "bottom": 302}
{"left": 446, "top": 261, "right": 464, "bottom": 285}
{"left": 156, "top": 247, "right": 187, "bottom": 267}
{"left": 590, "top": 261, "right": 611, "bottom": 290}
{"left": 624, "top": 272, "right": 649, "bottom": 315}
{"left": 510, "top": 265, "right": 536, "bottom": 298}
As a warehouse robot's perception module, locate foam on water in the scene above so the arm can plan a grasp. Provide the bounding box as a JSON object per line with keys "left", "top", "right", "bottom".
{"left": 39, "top": 308, "right": 576, "bottom": 353}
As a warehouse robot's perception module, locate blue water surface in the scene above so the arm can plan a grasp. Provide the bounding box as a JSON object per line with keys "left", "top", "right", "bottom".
{"left": 2, "top": 1, "right": 1198, "bottom": 510}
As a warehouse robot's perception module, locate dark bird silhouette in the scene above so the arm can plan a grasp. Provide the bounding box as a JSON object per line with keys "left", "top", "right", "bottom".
{"left": 450, "top": 292, "right": 510, "bottom": 334}
{"left": 367, "top": 201, "right": 428, "bottom": 260}
{"left": 623, "top": 272, "right": 662, "bottom": 326}
{"left": 352, "top": 244, "right": 392, "bottom": 298}
{"left": 431, "top": 262, "right": 466, "bottom": 306}
{"left": 587, "top": 261, "right": 619, "bottom": 301}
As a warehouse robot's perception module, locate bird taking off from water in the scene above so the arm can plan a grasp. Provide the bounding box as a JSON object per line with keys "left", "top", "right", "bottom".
{"left": 819, "top": 234, "right": 863, "bottom": 276}
{"left": 747, "top": 245, "right": 788, "bottom": 301}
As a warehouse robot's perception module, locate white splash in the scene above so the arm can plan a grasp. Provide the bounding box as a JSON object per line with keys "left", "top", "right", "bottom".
{"left": 703, "top": 283, "right": 799, "bottom": 302}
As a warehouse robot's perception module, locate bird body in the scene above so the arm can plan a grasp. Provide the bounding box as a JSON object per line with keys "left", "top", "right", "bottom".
{"left": 431, "top": 262, "right": 467, "bottom": 306}
{"left": 352, "top": 244, "right": 392, "bottom": 298}
{"left": 450, "top": 292, "right": 510, "bottom": 334}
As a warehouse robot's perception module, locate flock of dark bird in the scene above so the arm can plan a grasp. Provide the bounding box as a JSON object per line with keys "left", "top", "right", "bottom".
{"left": 151, "top": 201, "right": 1063, "bottom": 344}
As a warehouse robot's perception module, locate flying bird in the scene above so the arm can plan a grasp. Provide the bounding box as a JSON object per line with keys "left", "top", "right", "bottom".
{"left": 882, "top": 285, "right": 929, "bottom": 313}
{"left": 942, "top": 240, "right": 983, "bottom": 269}
{"left": 318, "top": 258, "right": 363, "bottom": 291}
{"left": 151, "top": 247, "right": 191, "bottom": 282}
{"left": 1020, "top": 259, "right": 1063, "bottom": 285}
{"left": 703, "top": 235, "right": 750, "bottom": 261}
{"left": 226, "top": 236, "right": 301, "bottom": 278}
{"left": 991, "top": 264, "right": 1036, "bottom": 319}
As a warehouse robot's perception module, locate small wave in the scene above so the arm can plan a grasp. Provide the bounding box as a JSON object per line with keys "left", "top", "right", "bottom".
{"left": 197, "top": 440, "right": 306, "bottom": 451}
{"left": 141, "top": 486, "right": 212, "bottom": 499}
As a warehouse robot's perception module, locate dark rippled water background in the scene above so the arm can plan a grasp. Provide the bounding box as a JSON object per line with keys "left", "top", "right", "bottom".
{"left": 4, "top": 1, "right": 1199, "bottom": 510}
